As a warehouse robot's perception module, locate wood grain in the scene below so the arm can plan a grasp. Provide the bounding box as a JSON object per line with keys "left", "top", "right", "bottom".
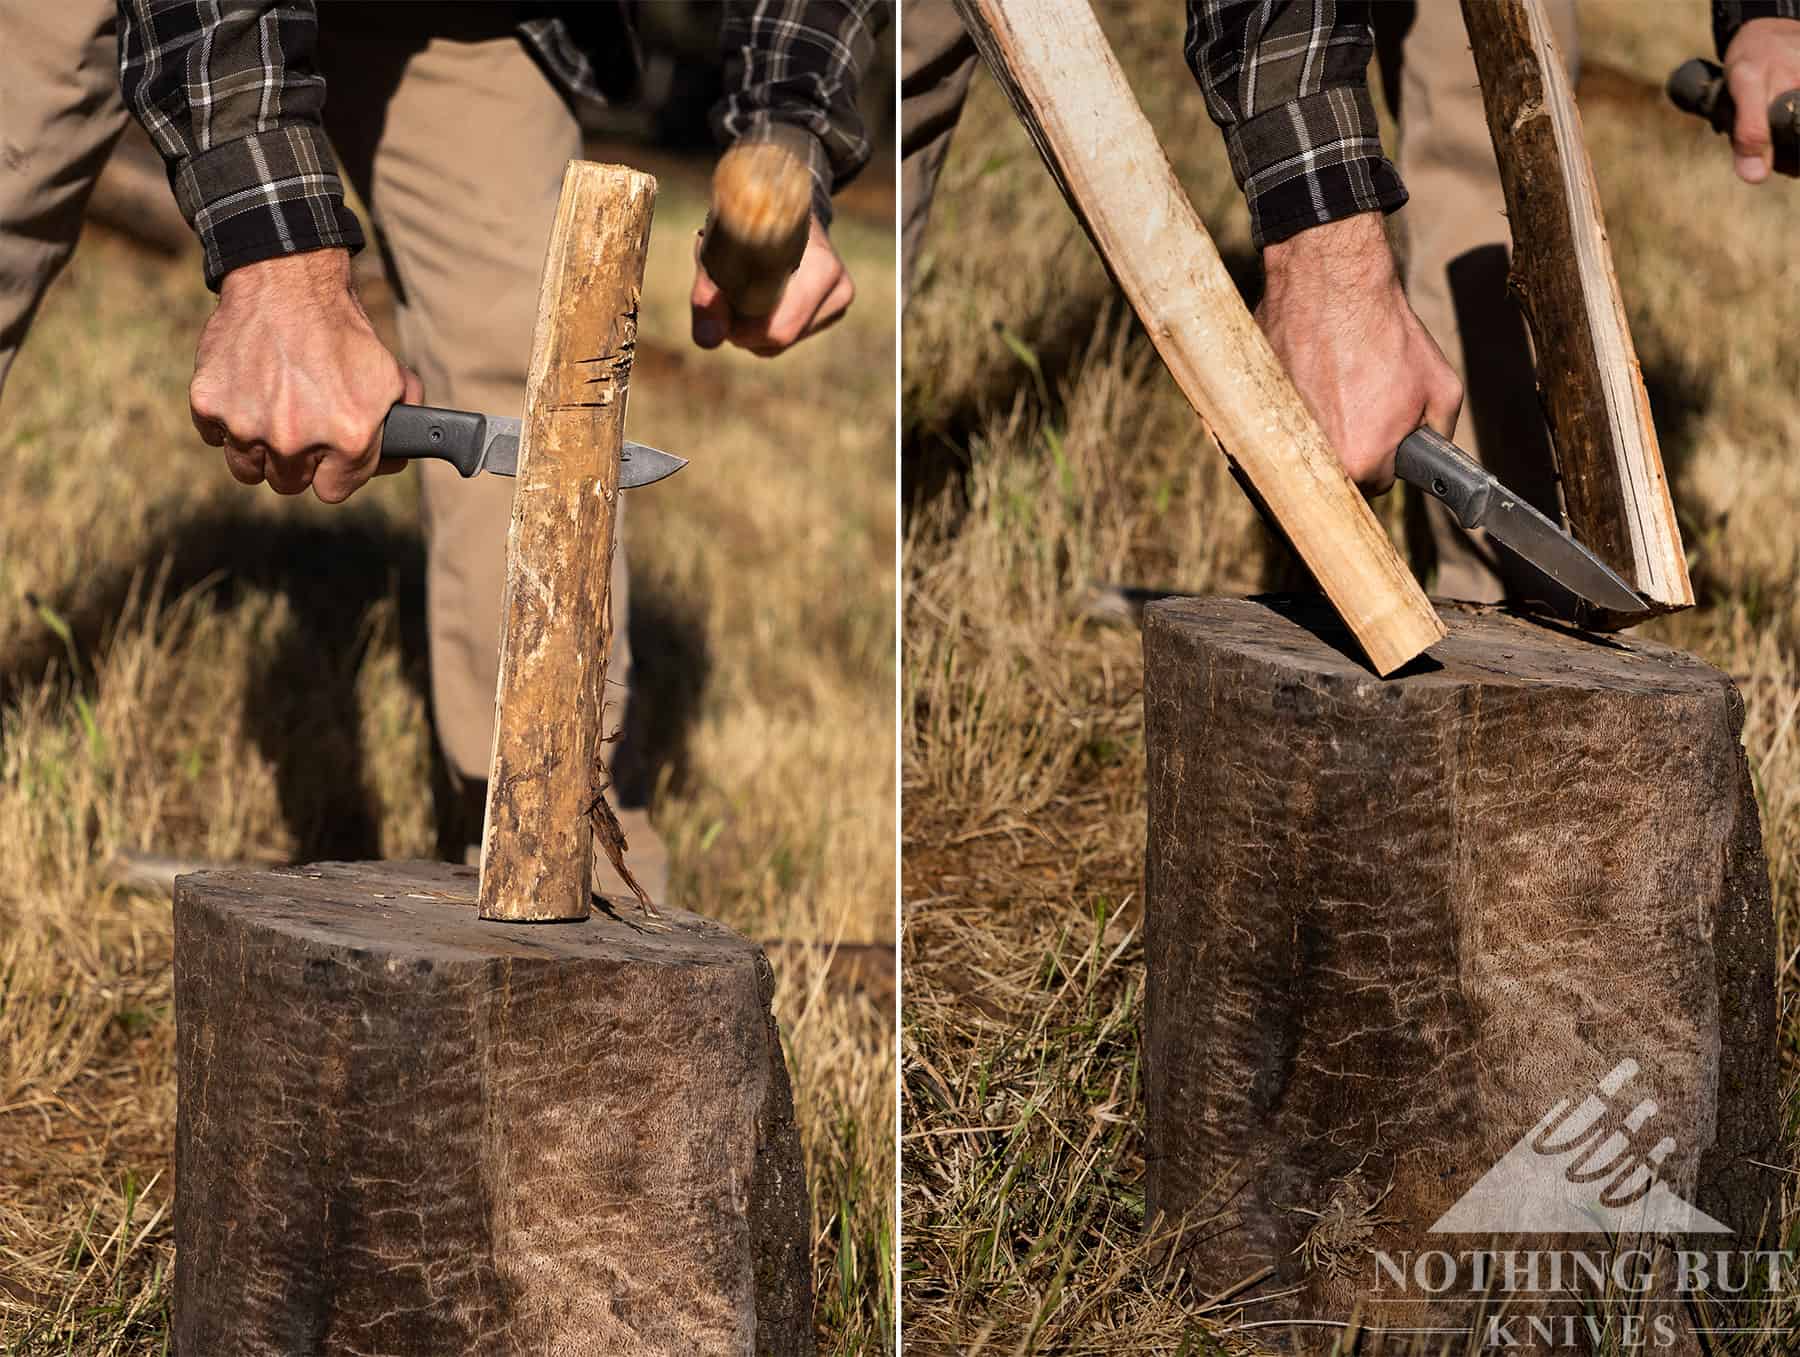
{"left": 950, "top": 0, "right": 1444, "bottom": 676}
{"left": 1463, "top": 0, "right": 1694, "bottom": 618}
{"left": 172, "top": 861, "right": 813, "bottom": 1355}
{"left": 1142, "top": 596, "right": 1776, "bottom": 1347}
{"left": 480, "top": 161, "right": 655, "bottom": 921}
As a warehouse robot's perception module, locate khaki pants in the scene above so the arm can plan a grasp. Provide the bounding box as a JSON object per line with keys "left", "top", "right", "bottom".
{"left": 1375, "top": 0, "right": 1580, "bottom": 602}
{"left": 898, "top": 0, "right": 977, "bottom": 310}
{"left": 0, "top": 0, "right": 632, "bottom": 800}
{"left": 899, "top": 0, "right": 1580, "bottom": 604}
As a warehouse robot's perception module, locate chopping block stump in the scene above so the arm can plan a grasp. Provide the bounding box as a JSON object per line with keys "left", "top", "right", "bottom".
{"left": 1143, "top": 596, "right": 1778, "bottom": 1346}
{"left": 172, "top": 860, "right": 811, "bottom": 1356}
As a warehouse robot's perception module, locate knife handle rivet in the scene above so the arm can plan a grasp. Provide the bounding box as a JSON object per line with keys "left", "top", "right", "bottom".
{"left": 1432, "top": 478, "right": 1448, "bottom": 496}
{"left": 429, "top": 426, "right": 443, "bottom": 445}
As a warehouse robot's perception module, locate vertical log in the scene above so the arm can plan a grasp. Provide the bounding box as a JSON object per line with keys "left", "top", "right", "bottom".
{"left": 948, "top": 0, "right": 1445, "bottom": 677}
{"left": 1462, "top": 0, "right": 1694, "bottom": 616}
{"left": 1143, "top": 595, "right": 1777, "bottom": 1350}
{"left": 480, "top": 161, "right": 655, "bottom": 921}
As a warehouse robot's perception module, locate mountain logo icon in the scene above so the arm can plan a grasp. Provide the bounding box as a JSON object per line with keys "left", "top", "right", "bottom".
{"left": 1430, "top": 1059, "right": 1730, "bottom": 1235}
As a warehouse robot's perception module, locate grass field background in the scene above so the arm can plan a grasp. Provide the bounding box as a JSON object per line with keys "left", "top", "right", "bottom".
{"left": 902, "top": 2, "right": 1800, "bottom": 1351}
{"left": 0, "top": 156, "right": 896, "bottom": 1350}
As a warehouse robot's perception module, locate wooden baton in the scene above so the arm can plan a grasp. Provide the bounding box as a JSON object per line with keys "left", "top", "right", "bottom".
{"left": 699, "top": 141, "right": 813, "bottom": 318}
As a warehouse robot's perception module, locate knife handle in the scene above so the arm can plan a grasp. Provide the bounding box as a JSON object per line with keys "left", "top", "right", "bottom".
{"left": 1396, "top": 427, "right": 1492, "bottom": 530}
{"left": 378, "top": 403, "right": 488, "bottom": 477}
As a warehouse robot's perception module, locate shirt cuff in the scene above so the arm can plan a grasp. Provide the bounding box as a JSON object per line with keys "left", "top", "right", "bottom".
{"left": 1223, "top": 86, "right": 1409, "bottom": 251}
{"left": 171, "top": 125, "right": 366, "bottom": 291}
{"left": 1715, "top": 1, "right": 1800, "bottom": 58}
{"left": 724, "top": 120, "right": 836, "bottom": 228}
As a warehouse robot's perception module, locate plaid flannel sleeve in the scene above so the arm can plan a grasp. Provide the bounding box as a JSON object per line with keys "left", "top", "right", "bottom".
{"left": 713, "top": 0, "right": 889, "bottom": 225}
{"left": 1185, "top": 0, "right": 1405, "bottom": 250}
{"left": 117, "top": 1, "right": 364, "bottom": 291}
{"left": 1714, "top": 1, "right": 1800, "bottom": 56}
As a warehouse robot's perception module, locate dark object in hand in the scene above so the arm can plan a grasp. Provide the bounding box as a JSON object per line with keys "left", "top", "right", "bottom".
{"left": 1666, "top": 57, "right": 1800, "bottom": 176}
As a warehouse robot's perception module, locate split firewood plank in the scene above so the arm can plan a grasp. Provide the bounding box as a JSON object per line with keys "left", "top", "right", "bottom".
{"left": 480, "top": 161, "right": 655, "bottom": 922}
{"left": 949, "top": 0, "right": 1443, "bottom": 676}
{"left": 1463, "top": 0, "right": 1694, "bottom": 616}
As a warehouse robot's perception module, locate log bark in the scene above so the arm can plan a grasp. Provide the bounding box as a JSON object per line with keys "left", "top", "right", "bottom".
{"left": 949, "top": 0, "right": 1444, "bottom": 677}
{"left": 1463, "top": 0, "right": 1694, "bottom": 619}
{"left": 172, "top": 860, "right": 812, "bottom": 1355}
{"left": 480, "top": 162, "right": 654, "bottom": 921}
{"left": 1143, "top": 595, "right": 1777, "bottom": 1352}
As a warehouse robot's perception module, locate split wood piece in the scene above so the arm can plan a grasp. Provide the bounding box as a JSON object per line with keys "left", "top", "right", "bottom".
{"left": 1142, "top": 596, "right": 1777, "bottom": 1350}
{"left": 172, "top": 860, "right": 812, "bottom": 1355}
{"left": 1463, "top": 0, "right": 1694, "bottom": 619}
{"left": 480, "top": 161, "right": 655, "bottom": 921}
{"left": 949, "top": 0, "right": 1443, "bottom": 676}
{"left": 700, "top": 140, "right": 812, "bottom": 318}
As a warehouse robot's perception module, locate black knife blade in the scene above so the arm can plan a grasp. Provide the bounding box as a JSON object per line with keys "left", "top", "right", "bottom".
{"left": 378, "top": 403, "right": 686, "bottom": 489}
{"left": 1394, "top": 427, "right": 1646, "bottom": 616}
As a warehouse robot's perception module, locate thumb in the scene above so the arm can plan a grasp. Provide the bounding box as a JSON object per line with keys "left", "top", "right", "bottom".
{"left": 690, "top": 263, "right": 731, "bottom": 350}
{"left": 1729, "top": 62, "right": 1774, "bottom": 181}
{"left": 1423, "top": 374, "right": 1465, "bottom": 443}
{"left": 375, "top": 365, "right": 426, "bottom": 478}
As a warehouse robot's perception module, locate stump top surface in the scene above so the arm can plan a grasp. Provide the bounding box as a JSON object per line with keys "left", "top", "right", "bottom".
{"left": 175, "top": 859, "right": 757, "bottom": 969}
{"left": 1146, "top": 594, "right": 1725, "bottom": 696}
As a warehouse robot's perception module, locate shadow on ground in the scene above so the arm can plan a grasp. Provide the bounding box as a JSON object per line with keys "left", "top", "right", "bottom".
{"left": 2, "top": 503, "right": 710, "bottom": 861}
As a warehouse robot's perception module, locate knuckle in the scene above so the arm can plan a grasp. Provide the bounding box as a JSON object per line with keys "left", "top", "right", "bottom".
{"left": 188, "top": 383, "right": 224, "bottom": 423}
{"left": 333, "top": 420, "right": 371, "bottom": 455}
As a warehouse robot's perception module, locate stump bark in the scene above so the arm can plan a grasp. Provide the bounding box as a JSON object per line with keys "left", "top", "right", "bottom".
{"left": 1142, "top": 596, "right": 1778, "bottom": 1352}
{"left": 172, "top": 861, "right": 811, "bottom": 1356}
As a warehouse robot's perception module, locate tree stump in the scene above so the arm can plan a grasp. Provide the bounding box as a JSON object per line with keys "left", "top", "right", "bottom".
{"left": 172, "top": 861, "right": 812, "bottom": 1355}
{"left": 1142, "top": 596, "right": 1778, "bottom": 1352}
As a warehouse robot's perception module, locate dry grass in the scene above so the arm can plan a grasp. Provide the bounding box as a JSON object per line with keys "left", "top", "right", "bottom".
{"left": 0, "top": 158, "right": 894, "bottom": 1351}
{"left": 902, "top": 1, "right": 1800, "bottom": 1352}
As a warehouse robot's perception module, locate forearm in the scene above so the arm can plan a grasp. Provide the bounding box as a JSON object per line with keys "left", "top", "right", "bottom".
{"left": 116, "top": 0, "right": 363, "bottom": 289}
{"left": 1185, "top": 0, "right": 1406, "bottom": 249}
{"left": 1255, "top": 213, "right": 1463, "bottom": 491}
{"left": 713, "top": 0, "right": 889, "bottom": 224}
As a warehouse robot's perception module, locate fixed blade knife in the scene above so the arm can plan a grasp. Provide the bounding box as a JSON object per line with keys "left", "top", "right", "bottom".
{"left": 1394, "top": 427, "right": 1646, "bottom": 616}
{"left": 378, "top": 403, "right": 686, "bottom": 489}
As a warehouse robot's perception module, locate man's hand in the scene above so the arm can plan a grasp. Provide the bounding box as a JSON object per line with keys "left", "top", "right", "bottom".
{"left": 190, "top": 249, "right": 418, "bottom": 503}
{"left": 1256, "top": 212, "right": 1463, "bottom": 494}
{"left": 1722, "top": 17, "right": 1800, "bottom": 182}
{"left": 690, "top": 215, "right": 853, "bottom": 357}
